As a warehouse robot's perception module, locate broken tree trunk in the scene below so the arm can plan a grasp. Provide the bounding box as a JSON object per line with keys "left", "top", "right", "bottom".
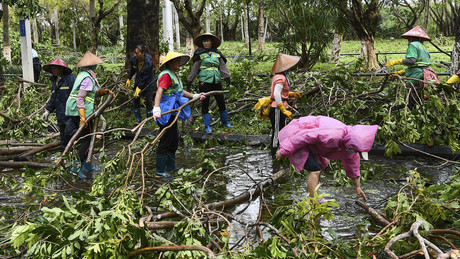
{"left": 144, "top": 170, "right": 287, "bottom": 224}
{"left": 0, "top": 161, "right": 52, "bottom": 169}
{"left": 355, "top": 200, "right": 392, "bottom": 226}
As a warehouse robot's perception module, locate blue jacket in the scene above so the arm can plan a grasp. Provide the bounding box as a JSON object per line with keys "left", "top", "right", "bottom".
{"left": 129, "top": 53, "right": 156, "bottom": 91}
{"left": 46, "top": 73, "right": 76, "bottom": 123}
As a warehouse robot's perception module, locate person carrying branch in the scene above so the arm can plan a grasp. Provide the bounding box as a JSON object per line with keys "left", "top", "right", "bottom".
{"left": 42, "top": 57, "right": 76, "bottom": 150}
{"left": 276, "top": 116, "right": 379, "bottom": 201}
{"left": 385, "top": 26, "right": 439, "bottom": 106}
{"left": 64, "top": 51, "right": 113, "bottom": 179}
{"left": 153, "top": 51, "right": 206, "bottom": 178}
{"left": 186, "top": 33, "right": 232, "bottom": 133}
{"left": 266, "top": 53, "right": 302, "bottom": 157}
{"left": 126, "top": 44, "right": 156, "bottom": 125}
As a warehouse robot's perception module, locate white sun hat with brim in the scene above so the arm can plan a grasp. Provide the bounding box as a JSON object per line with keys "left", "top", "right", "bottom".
{"left": 270, "top": 53, "right": 301, "bottom": 74}
{"left": 159, "top": 51, "right": 190, "bottom": 70}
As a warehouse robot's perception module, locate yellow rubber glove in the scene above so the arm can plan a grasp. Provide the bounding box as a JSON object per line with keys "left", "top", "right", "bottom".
{"left": 277, "top": 103, "right": 293, "bottom": 120}
{"left": 385, "top": 59, "right": 403, "bottom": 67}
{"left": 446, "top": 75, "right": 460, "bottom": 85}
{"left": 78, "top": 108, "right": 87, "bottom": 127}
{"left": 125, "top": 79, "right": 131, "bottom": 89}
{"left": 390, "top": 69, "right": 406, "bottom": 76}
{"left": 134, "top": 87, "right": 141, "bottom": 98}
{"left": 288, "top": 91, "right": 302, "bottom": 98}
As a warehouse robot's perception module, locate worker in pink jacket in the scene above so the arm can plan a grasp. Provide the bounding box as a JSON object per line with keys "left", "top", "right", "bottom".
{"left": 276, "top": 116, "right": 379, "bottom": 201}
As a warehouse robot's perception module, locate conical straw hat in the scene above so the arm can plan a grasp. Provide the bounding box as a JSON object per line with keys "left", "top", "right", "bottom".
{"left": 270, "top": 53, "right": 300, "bottom": 74}
{"left": 194, "top": 33, "right": 221, "bottom": 48}
{"left": 159, "top": 51, "right": 190, "bottom": 70}
{"left": 43, "top": 57, "right": 72, "bottom": 74}
{"left": 75, "top": 51, "right": 104, "bottom": 67}
{"left": 401, "top": 26, "right": 431, "bottom": 41}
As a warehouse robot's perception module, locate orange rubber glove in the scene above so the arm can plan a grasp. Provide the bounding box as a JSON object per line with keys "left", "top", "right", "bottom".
{"left": 78, "top": 108, "right": 87, "bottom": 127}
{"left": 97, "top": 88, "right": 113, "bottom": 96}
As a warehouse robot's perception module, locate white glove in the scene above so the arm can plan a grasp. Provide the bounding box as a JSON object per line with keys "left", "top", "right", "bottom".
{"left": 193, "top": 93, "right": 200, "bottom": 99}
{"left": 42, "top": 110, "right": 50, "bottom": 121}
{"left": 152, "top": 106, "right": 161, "bottom": 120}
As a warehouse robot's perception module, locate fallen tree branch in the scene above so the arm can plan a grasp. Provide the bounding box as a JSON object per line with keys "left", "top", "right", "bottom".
{"left": 355, "top": 200, "right": 392, "bottom": 226}
{"left": 0, "top": 161, "right": 52, "bottom": 169}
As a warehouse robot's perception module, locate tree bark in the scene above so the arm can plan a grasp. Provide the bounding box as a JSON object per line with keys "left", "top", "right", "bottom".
{"left": 330, "top": 32, "right": 343, "bottom": 63}
{"left": 126, "top": 0, "right": 160, "bottom": 73}
{"left": 54, "top": 7, "right": 60, "bottom": 45}
{"left": 451, "top": 1, "right": 460, "bottom": 74}
{"left": 243, "top": 5, "right": 249, "bottom": 48}
{"left": 257, "top": 0, "right": 264, "bottom": 52}
{"left": 2, "top": 2, "right": 11, "bottom": 63}
{"left": 90, "top": 0, "right": 121, "bottom": 54}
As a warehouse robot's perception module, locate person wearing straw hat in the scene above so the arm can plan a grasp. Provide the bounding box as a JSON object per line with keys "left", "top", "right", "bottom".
{"left": 153, "top": 51, "right": 206, "bottom": 178}
{"left": 186, "top": 33, "right": 232, "bottom": 133}
{"left": 126, "top": 44, "right": 156, "bottom": 125}
{"left": 42, "top": 57, "right": 76, "bottom": 150}
{"left": 269, "top": 53, "right": 302, "bottom": 157}
{"left": 276, "top": 116, "right": 378, "bottom": 201}
{"left": 385, "top": 26, "right": 439, "bottom": 106}
{"left": 64, "top": 51, "right": 113, "bottom": 179}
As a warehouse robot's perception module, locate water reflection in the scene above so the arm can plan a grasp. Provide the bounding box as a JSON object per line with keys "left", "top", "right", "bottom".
{"left": 223, "top": 149, "right": 458, "bottom": 243}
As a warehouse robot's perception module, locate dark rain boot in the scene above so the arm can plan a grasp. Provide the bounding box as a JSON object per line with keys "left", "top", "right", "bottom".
{"left": 219, "top": 110, "right": 233, "bottom": 128}
{"left": 156, "top": 154, "right": 172, "bottom": 178}
{"left": 134, "top": 108, "right": 142, "bottom": 124}
{"left": 146, "top": 110, "right": 153, "bottom": 126}
{"left": 202, "top": 113, "right": 212, "bottom": 133}
{"left": 70, "top": 161, "right": 87, "bottom": 179}
{"left": 82, "top": 161, "right": 101, "bottom": 174}
{"left": 166, "top": 152, "right": 177, "bottom": 173}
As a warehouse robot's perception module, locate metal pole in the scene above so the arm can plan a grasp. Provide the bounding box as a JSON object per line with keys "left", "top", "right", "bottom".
{"left": 19, "top": 19, "right": 34, "bottom": 82}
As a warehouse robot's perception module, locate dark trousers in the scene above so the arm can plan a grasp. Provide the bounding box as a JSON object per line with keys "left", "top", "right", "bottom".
{"left": 63, "top": 116, "right": 92, "bottom": 161}
{"left": 57, "top": 121, "right": 67, "bottom": 150}
{"left": 269, "top": 107, "right": 287, "bottom": 157}
{"left": 157, "top": 116, "right": 179, "bottom": 155}
{"left": 199, "top": 82, "right": 226, "bottom": 114}
{"left": 133, "top": 85, "right": 154, "bottom": 111}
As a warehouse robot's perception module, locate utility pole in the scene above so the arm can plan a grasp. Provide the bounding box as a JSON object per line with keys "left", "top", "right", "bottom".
{"left": 247, "top": 1, "right": 252, "bottom": 56}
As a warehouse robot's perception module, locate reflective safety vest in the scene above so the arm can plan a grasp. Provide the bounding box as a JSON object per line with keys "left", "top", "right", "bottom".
{"left": 198, "top": 52, "right": 221, "bottom": 84}
{"left": 65, "top": 70, "right": 98, "bottom": 117}
{"left": 157, "top": 69, "right": 183, "bottom": 95}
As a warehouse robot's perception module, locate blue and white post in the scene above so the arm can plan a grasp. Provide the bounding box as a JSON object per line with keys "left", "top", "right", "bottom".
{"left": 19, "top": 19, "right": 34, "bottom": 82}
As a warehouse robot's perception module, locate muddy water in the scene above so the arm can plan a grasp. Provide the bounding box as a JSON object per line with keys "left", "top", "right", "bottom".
{"left": 222, "top": 149, "right": 457, "bottom": 244}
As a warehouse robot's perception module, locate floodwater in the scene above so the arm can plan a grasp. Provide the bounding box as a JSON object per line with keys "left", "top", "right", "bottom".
{"left": 221, "top": 149, "right": 457, "bottom": 244}
{"left": 1, "top": 147, "right": 458, "bottom": 247}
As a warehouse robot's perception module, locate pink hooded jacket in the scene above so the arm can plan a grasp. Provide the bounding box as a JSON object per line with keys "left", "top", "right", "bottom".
{"left": 278, "top": 116, "right": 379, "bottom": 179}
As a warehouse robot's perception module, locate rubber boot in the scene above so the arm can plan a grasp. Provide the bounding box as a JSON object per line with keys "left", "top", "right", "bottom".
{"left": 219, "top": 110, "right": 233, "bottom": 128}
{"left": 155, "top": 154, "right": 172, "bottom": 178}
{"left": 70, "top": 161, "right": 87, "bottom": 179}
{"left": 146, "top": 110, "right": 153, "bottom": 126}
{"left": 82, "top": 161, "right": 101, "bottom": 174}
{"left": 166, "top": 152, "right": 176, "bottom": 173}
{"left": 202, "top": 113, "right": 212, "bottom": 133}
{"left": 134, "top": 108, "right": 142, "bottom": 124}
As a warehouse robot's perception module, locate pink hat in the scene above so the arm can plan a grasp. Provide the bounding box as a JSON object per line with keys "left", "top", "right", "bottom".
{"left": 401, "top": 26, "right": 431, "bottom": 41}
{"left": 43, "top": 57, "right": 72, "bottom": 74}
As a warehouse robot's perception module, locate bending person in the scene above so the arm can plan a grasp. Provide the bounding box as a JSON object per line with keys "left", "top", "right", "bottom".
{"left": 126, "top": 44, "right": 156, "bottom": 125}
{"left": 276, "top": 116, "right": 379, "bottom": 201}
{"left": 186, "top": 33, "right": 232, "bottom": 133}
{"left": 153, "top": 52, "right": 205, "bottom": 178}
{"left": 64, "top": 51, "right": 113, "bottom": 179}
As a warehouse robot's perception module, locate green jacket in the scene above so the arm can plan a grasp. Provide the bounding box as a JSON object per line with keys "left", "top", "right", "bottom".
{"left": 198, "top": 52, "right": 222, "bottom": 84}
{"left": 65, "top": 70, "right": 98, "bottom": 117}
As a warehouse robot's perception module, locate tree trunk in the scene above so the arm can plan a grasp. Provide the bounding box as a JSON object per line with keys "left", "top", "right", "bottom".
{"left": 186, "top": 34, "right": 194, "bottom": 57}
{"left": 127, "top": 0, "right": 160, "bottom": 70}
{"left": 54, "top": 7, "right": 60, "bottom": 45}
{"left": 90, "top": 0, "right": 97, "bottom": 53}
{"left": 72, "top": 23, "right": 77, "bottom": 49}
{"left": 423, "top": 0, "right": 430, "bottom": 30}
{"left": 330, "top": 32, "right": 343, "bottom": 63}
{"left": 2, "top": 2, "right": 10, "bottom": 63}
{"left": 173, "top": 5, "right": 180, "bottom": 49}
{"left": 451, "top": 2, "right": 460, "bottom": 74}
{"left": 360, "top": 36, "right": 379, "bottom": 71}
{"left": 171, "top": 0, "right": 206, "bottom": 39}
{"left": 32, "top": 18, "right": 39, "bottom": 44}
{"left": 257, "top": 1, "right": 264, "bottom": 52}
{"left": 205, "top": 3, "right": 210, "bottom": 33}
{"left": 243, "top": 7, "right": 249, "bottom": 47}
